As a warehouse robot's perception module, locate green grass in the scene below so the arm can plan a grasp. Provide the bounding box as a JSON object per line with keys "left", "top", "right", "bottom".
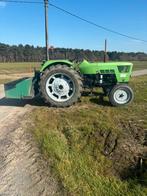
{"left": 29, "top": 76, "right": 147, "bottom": 195}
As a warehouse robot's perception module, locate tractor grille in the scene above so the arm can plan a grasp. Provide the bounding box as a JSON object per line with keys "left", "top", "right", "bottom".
{"left": 100, "top": 70, "right": 115, "bottom": 74}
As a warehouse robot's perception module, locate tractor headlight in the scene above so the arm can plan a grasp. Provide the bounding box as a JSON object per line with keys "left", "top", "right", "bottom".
{"left": 120, "top": 73, "right": 127, "bottom": 78}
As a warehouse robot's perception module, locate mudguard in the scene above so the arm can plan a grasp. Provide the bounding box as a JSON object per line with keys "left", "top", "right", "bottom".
{"left": 40, "top": 60, "right": 73, "bottom": 72}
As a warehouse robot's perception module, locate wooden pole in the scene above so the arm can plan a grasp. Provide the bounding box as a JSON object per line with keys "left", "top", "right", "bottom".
{"left": 104, "top": 39, "right": 107, "bottom": 62}
{"left": 44, "top": 0, "right": 49, "bottom": 60}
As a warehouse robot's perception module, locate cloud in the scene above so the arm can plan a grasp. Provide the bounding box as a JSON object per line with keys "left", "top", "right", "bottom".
{"left": 0, "top": 2, "right": 7, "bottom": 8}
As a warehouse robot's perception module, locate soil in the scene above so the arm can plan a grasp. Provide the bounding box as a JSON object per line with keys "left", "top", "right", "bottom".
{"left": 0, "top": 72, "right": 33, "bottom": 80}
{"left": 0, "top": 85, "right": 60, "bottom": 196}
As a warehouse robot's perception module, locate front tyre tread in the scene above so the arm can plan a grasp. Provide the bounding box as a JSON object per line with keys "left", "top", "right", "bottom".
{"left": 109, "top": 84, "right": 134, "bottom": 106}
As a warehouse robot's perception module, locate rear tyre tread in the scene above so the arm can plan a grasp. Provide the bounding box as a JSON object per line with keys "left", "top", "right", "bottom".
{"left": 39, "top": 64, "right": 83, "bottom": 107}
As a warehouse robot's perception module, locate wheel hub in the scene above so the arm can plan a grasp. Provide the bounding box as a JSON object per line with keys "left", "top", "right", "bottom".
{"left": 52, "top": 78, "right": 70, "bottom": 96}
{"left": 114, "top": 89, "right": 129, "bottom": 104}
{"left": 45, "top": 73, "right": 75, "bottom": 102}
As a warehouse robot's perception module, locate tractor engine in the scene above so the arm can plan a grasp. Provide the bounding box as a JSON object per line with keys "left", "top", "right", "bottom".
{"left": 82, "top": 73, "right": 117, "bottom": 88}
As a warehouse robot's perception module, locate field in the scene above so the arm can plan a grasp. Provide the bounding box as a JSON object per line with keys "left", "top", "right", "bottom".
{"left": 29, "top": 76, "right": 147, "bottom": 195}
{"left": 0, "top": 61, "right": 147, "bottom": 84}
{"left": 0, "top": 61, "right": 147, "bottom": 73}
{"left": 132, "top": 61, "right": 147, "bottom": 70}
{"left": 0, "top": 62, "right": 40, "bottom": 84}
{"left": 0, "top": 62, "right": 40, "bottom": 74}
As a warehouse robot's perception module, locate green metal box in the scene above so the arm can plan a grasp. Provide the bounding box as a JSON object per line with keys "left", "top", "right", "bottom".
{"left": 4, "top": 77, "right": 33, "bottom": 99}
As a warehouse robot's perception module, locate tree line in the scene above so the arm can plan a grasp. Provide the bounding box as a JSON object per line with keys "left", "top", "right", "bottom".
{"left": 0, "top": 43, "right": 147, "bottom": 62}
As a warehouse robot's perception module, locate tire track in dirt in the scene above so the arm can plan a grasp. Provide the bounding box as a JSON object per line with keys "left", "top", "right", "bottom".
{"left": 0, "top": 85, "right": 60, "bottom": 196}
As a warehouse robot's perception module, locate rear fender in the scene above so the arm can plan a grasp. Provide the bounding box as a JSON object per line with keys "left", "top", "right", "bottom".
{"left": 40, "top": 60, "right": 73, "bottom": 72}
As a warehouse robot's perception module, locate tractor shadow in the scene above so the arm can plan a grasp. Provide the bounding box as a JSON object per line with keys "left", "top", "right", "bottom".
{"left": 90, "top": 97, "right": 111, "bottom": 107}
{"left": 82, "top": 91, "right": 111, "bottom": 107}
{"left": 0, "top": 96, "right": 47, "bottom": 107}
{"left": 0, "top": 92, "right": 111, "bottom": 108}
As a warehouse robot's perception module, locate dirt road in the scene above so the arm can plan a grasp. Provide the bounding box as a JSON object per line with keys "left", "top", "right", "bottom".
{"left": 0, "top": 85, "right": 59, "bottom": 196}
{"left": 132, "top": 69, "right": 147, "bottom": 77}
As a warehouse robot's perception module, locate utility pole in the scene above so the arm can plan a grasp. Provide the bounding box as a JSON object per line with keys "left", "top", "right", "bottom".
{"left": 104, "top": 39, "right": 107, "bottom": 62}
{"left": 44, "top": 0, "right": 49, "bottom": 60}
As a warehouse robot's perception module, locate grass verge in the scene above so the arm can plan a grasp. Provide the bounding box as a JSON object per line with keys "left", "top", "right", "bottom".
{"left": 29, "top": 76, "right": 147, "bottom": 195}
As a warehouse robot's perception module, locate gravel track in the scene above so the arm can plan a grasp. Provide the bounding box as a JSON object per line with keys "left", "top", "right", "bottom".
{"left": 0, "top": 85, "right": 59, "bottom": 196}
{"left": 132, "top": 69, "right": 147, "bottom": 77}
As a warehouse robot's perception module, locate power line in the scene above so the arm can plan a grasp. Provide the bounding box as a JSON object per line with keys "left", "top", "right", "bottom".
{"left": 0, "top": 0, "right": 43, "bottom": 4}
{"left": 49, "top": 3, "right": 147, "bottom": 43}
{"left": 0, "top": 0, "right": 147, "bottom": 43}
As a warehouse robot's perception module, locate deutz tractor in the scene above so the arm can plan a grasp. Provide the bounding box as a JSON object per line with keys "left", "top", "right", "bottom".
{"left": 4, "top": 59, "right": 134, "bottom": 107}
{"left": 4, "top": 1, "right": 134, "bottom": 107}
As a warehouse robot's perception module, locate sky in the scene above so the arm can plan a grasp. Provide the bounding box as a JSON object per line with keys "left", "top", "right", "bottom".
{"left": 0, "top": 0, "right": 147, "bottom": 52}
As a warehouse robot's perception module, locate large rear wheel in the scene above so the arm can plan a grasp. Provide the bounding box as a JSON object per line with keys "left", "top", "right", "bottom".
{"left": 40, "top": 65, "right": 83, "bottom": 107}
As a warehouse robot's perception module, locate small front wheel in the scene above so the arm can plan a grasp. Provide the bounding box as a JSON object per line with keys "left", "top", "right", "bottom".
{"left": 109, "top": 84, "right": 134, "bottom": 106}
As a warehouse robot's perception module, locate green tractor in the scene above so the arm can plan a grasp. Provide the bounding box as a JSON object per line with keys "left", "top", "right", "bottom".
{"left": 4, "top": 2, "right": 134, "bottom": 107}
{"left": 4, "top": 59, "right": 134, "bottom": 107}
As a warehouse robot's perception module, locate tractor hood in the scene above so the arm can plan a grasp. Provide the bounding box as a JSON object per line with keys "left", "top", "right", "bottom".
{"left": 79, "top": 60, "right": 133, "bottom": 83}
{"left": 79, "top": 60, "right": 133, "bottom": 75}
